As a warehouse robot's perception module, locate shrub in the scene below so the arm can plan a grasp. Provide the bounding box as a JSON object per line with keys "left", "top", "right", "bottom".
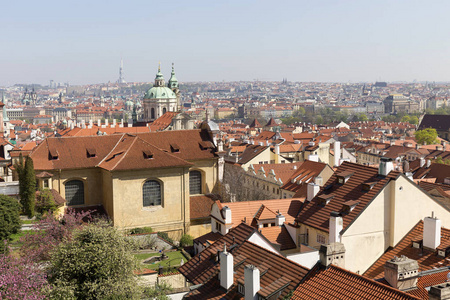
{"left": 129, "top": 226, "right": 153, "bottom": 235}
{"left": 179, "top": 234, "right": 193, "bottom": 247}
{"left": 35, "top": 189, "right": 58, "bottom": 214}
{"left": 0, "top": 195, "right": 21, "bottom": 253}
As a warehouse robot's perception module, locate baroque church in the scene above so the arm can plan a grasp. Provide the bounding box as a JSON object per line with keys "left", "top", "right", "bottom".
{"left": 143, "top": 63, "right": 180, "bottom": 122}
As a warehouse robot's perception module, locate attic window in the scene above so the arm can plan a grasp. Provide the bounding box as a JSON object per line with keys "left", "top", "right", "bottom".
{"left": 143, "top": 150, "right": 153, "bottom": 159}
{"left": 199, "top": 141, "right": 211, "bottom": 150}
{"left": 317, "top": 194, "right": 334, "bottom": 206}
{"left": 170, "top": 143, "right": 180, "bottom": 153}
{"left": 86, "top": 147, "right": 96, "bottom": 158}
{"left": 362, "top": 182, "right": 377, "bottom": 191}
{"left": 336, "top": 171, "right": 354, "bottom": 184}
{"left": 342, "top": 200, "right": 359, "bottom": 213}
{"left": 49, "top": 148, "right": 58, "bottom": 160}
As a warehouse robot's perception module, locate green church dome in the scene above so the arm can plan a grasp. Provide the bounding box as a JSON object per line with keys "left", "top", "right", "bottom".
{"left": 144, "top": 86, "right": 176, "bottom": 99}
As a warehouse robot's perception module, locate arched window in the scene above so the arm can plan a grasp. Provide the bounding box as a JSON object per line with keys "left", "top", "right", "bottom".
{"left": 65, "top": 180, "right": 84, "bottom": 206}
{"left": 143, "top": 180, "right": 162, "bottom": 206}
{"left": 151, "top": 108, "right": 155, "bottom": 119}
{"left": 163, "top": 107, "right": 167, "bottom": 114}
{"left": 189, "top": 171, "right": 202, "bottom": 195}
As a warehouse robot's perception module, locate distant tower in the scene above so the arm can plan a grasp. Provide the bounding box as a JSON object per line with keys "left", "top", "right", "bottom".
{"left": 117, "top": 58, "right": 126, "bottom": 84}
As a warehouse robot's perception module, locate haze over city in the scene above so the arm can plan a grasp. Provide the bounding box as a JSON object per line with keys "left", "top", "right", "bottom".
{"left": 2, "top": 0, "right": 450, "bottom": 85}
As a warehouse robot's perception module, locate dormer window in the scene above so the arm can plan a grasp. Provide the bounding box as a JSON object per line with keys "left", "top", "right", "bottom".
{"left": 362, "top": 182, "right": 377, "bottom": 191}
{"left": 336, "top": 171, "right": 354, "bottom": 184}
{"left": 318, "top": 194, "right": 334, "bottom": 206}
{"left": 342, "top": 200, "right": 359, "bottom": 214}
{"left": 143, "top": 150, "right": 153, "bottom": 159}
{"left": 86, "top": 147, "right": 96, "bottom": 158}
{"left": 170, "top": 143, "right": 180, "bottom": 153}
{"left": 49, "top": 148, "right": 58, "bottom": 160}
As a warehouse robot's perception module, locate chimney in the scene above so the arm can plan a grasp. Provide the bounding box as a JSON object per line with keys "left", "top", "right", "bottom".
{"left": 334, "top": 141, "right": 341, "bottom": 167}
{"left": 112, "top": 119, "right": 116, "bottom": 127}
{"left": 81, "top": 120, "right": 86, "bottom": 129}
{"left": 274, "top": 144, "right": 280, "bottom": 155}
{"left": 429, "top": 283, "right": 450, "bottom": 300}
{"left": 378, "top": 157, "right": 394, "bottom": 176}
{"left": 329, "top": 212, "right": 343, "bottom": 243}
{"left": 423, "top": 214, "right": 441, "bottom": 250}
{"left": 416, "top": 144, "right": 421, "bottom": 150}
{"left": 220, "top": 244, "right": 233, "bottom": 290}
{"left": 88, "top": 119, "right": 93, "bottom": 129}
{"left": 420, "top": 157, "right": 425, "bottom": 168}
{"left": 120, "top": 119, "right": 124, "bottom": 128}
{"left": 390, "top": 140, "right": 395, "bottom": 146}
{"left": 308, "top": 154, "right": 319, "bottom": 162}
{"left": 105, "top": 119, "right": 109, "bottom": 127}
{"left": 222, "top": 206, "right": 232, "bottom": 234}
{"left": 98, "top": 119, "right": 101, "bottom": 127}
{"left": 293, "top": 165, "right": 297, "bottom": 170}
{"left": 315, "top": 176, "right": 323, "bottom": 186}
{"left": 244, "top": 265, "right": 260, "bottom": 300}
{"left": 275, "top": 213, "right": 285, "bottom": 226}
{"left": 307, "top": 182, "right": 320, "bottom": 201}
{"left": 384, "top": 256, "right": 419, "bottom": 291}
{"left": 266, "top": 140, "right": 270, "bottom": 146}
{"left": 319, "top": 242, "right": 346, "bottom": 268}
{"left": 427, "top": 159, "right": 432, "bottom": 168}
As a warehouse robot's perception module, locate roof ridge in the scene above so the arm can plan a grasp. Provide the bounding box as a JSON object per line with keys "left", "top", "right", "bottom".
{"left": 109, "top": 135, "right": 138, "bottom": 171}
{"left": 96, "top": 133, "right": 126, "bottom": 167}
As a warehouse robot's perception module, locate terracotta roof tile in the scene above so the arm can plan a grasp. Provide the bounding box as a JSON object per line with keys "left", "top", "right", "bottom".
{"left": 190, "top": 195, "right": 216, "bottom": 220}
{"left": 292, "top": 264, "right": 419, "bottom": 300}
{"left": 364, "top": 221, "right": 450, "bottom": 280}
{"left": 182, "top": 237, "right": 308, "bottom": 299}
{"left": 296, "top": 162, "right": 401, "bottom": 232}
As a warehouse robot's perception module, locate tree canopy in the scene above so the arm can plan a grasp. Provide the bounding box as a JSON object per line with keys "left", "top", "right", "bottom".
{"left": 0, "top": 195, "right": 21, "bottom": 253}
{"left": 415, "top": 128, "right": 439, "bottom": 145}
{"left": 48, "top": 223, "right": 140, "bottom": 299}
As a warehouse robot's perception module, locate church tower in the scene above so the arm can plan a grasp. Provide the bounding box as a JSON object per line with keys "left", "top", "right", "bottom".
{"left": 168, "top": 63, "right": 181, "bottom": 112}
{"left": 142, "top": 63, "right": 179, "bottom": 122}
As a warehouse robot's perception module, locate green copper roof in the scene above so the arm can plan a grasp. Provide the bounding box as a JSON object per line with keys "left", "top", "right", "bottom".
{"left": 144, "top": 86, "right": 176, "bottom": 99}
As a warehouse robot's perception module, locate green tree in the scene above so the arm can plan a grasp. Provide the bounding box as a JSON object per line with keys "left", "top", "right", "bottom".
{"left": 401, "top": 115, "right": 410, "bottom": 123}
{"left": 179, "top": 234, "right": 194, "bottom": 247}
{"left": 415, "top": 128, "right": 439, "bottom": 145}
{"left": 48, "top": 223, "right": 141, "bottom": 299}
{"left": 359, "top": 113, "right": 368, "bottom": 122}
{"left": 292, "top": 107, "right": 305, "bottom": 117}
{"left": 35, "top": 189, "right": 57, "bottom": 215}
{"left": 14, "top": 154, "right": 25, "bottom": 206}
{"left": 0, "top": 195, "right": 21, "bottom": 253}
{"left": 23, "top": 157, "right": 36, "bottom": 217}
{"left": 409, "top": 116, "right": 419, "bottom": 125}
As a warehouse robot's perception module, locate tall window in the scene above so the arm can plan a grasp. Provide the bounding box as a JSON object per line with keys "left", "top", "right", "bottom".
{"left": 163, "top": 107, "right": 167, "bottom": 114}
{"left": 189, "top": 171, "right": 202, "bottom": 195}
{"left": 65, "top": 180, "right": 84, "bottom": 206}
{"left": 143, "top": 180, "right": 162, "bottom": 206}
{"left": 151, "top": 108, "right": 155, "bottom": 119}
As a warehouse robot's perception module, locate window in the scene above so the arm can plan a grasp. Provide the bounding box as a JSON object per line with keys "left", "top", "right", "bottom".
{"left": 65, "top": 180, "right": 84, "bottom": 206}
{"left": 317, "top": 234, "right": 326, "bottom": 244}
{"left": 189, "top": 171, "right": 202, "bottom": 195}
{"left": 43, "top": 179, "right": 49, "bottom": 188}
{"left": 163, "top": 107, "right": 167, "bottom": 114}
{"left": 143, "top": 180, "right": 162, "bottom": 206}
{"left": 238, "top": 284, "right": 245, "bottom": 295}
{"left": 151, "top": 108, "right": 155, "bottom": 119}
{"left": 216, "top": 222, "right": 222, "bottom": 232}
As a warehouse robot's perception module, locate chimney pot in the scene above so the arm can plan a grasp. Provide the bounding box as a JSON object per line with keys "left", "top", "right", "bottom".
{"left": 220, "top": 247, "right": 234, "bottom": 290}
{"left": 244, "top": 265, "right": 260, "bottom": 300}
{"left": 424, "top": 215, "right": 441, "bottom": 250}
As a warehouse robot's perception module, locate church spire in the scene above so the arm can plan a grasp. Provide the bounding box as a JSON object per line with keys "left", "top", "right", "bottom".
{"left": 154, "top": 62, "right": 165, "bottom": 87}
{"left": 168, "top": 62, "right": 179, "bottom": 90}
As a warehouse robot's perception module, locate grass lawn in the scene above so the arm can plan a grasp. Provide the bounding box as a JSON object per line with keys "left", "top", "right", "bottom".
{"left": 135, "top": 251, "right": 188, "bottom": 270}
{"left": 21, "top": 219, "right": 35, "bottom": 225}
{"left": 9, "top": 230, "right": 37, "bottom": 247}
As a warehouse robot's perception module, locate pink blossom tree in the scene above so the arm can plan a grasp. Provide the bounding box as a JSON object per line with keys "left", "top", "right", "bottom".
{"left": 21, "top": 208, "right": 92, "bottom": 261}
{"left": 0, "top": 254, "right": 48, "bottom": 299}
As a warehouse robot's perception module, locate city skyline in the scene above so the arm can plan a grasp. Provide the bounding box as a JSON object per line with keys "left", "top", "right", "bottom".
{"left": 2, "top": 0, "right": 450, "bottom": 86}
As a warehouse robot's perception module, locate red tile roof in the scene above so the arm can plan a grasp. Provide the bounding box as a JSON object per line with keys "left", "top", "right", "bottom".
{"left": 190, "top": 195, "right": 216, "bottom": 220}
{"left": 296, "top": 162, "right": 401, "bottom": 233}
{"left": 364, "top": 221, "right": 450, "bottom": 280}
{"left": 182, "top": 237, "right": 309, "bottom": 299}
{"left": 292, "top": 264, "right": 419, "bottom": 300}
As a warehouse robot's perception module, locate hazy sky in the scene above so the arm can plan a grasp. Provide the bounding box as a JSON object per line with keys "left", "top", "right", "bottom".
{"left": 1, "top": 0, "right": 450, "bottom": 85}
